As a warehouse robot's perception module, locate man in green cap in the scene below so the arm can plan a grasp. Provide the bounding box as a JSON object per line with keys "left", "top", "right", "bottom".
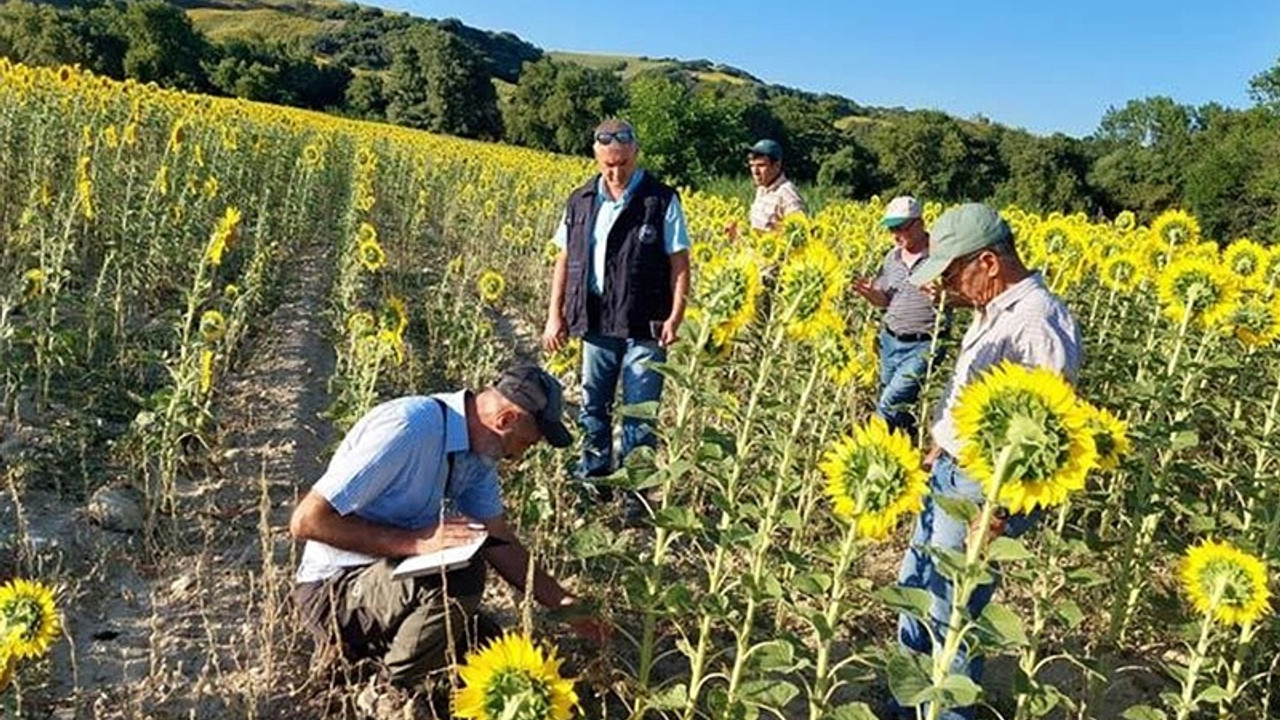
{"left": 886, "top": 203, "right": 1082, "bottom": 720}
{"left": 746, "top": 139, "right": 806, "bottom": 232}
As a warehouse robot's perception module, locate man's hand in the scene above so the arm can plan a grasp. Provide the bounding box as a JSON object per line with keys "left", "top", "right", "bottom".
{"left": 413, "top": 516, "right": 485, "bottom": 556}
{"left": 568, "top": 615, "right": 613, "bottom": 646}
{"left": 659, "top": 317, "right": 681, "bottom": 348}
{"left": 542, "top": 314, "right": 568, "bottom": 353}
{"left": 968, "top": 507, "right": 1009, "bottom": 551}
{"left": 852, "top": 278, "right": 889, "bottom": 308}
{"left": 922, "top": 445, "right": 943, "bottom": 471}
{"left": 724, "top": 221, "right": 739, "bottom": 241}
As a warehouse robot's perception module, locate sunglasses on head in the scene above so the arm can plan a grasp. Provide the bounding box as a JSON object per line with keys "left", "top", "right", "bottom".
{"left": 595, "top": 129, "right": 635, "bottom": 145}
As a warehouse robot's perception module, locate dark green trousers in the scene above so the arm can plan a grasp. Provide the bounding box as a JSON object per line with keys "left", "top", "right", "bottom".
{"left": 295, "top": 558, "right": 501, "bottom": 688}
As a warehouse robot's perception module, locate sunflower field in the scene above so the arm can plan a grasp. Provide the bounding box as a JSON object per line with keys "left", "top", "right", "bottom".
{"left": 0, "top": 60, "right": 1276, "bottom": 720}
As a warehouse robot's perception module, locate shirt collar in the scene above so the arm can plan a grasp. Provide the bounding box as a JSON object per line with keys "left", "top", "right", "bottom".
{"left": 436, "top": 390, "right": 471, "bottom": 454}
{"left": 766, "top": 173, "right": 789, "bottom": 192}
{"left": 983, "top": 272, "right": 1044, "bottom": 317}
{"left": 596, "top": 169, "right": 645, "bottom": 204}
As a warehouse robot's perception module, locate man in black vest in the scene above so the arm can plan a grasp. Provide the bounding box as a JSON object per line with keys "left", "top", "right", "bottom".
{"left": 541, "top": 119, "right": 691, "bottom": 518}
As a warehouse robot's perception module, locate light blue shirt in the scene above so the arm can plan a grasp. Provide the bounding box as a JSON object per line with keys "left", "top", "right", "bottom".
{"left": 553, "top": 170, "right": 691, "bottom": 295}
{"left": 296, "top": 391, "right": 504, "bottom": 583}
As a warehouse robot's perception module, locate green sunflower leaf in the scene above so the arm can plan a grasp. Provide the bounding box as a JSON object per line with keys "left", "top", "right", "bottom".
{"left": 986, "top": 537, "right": 1035, "bottom": 562}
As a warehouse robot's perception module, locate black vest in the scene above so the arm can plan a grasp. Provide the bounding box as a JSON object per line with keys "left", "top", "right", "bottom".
{"left": 563, "top": 172, "right": 677, "bottom": 340}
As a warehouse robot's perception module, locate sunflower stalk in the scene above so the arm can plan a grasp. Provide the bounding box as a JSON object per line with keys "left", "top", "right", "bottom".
{"left": 807, "top": 522, "right": 861, "bottom": 720}
{"left": 1173, "top": 583, "right": 1221, "bottom": 720}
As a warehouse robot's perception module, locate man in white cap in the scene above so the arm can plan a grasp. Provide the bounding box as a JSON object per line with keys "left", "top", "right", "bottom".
{"left": 852, "top": 195, "right": 944, "bottom": 438}
{"left": 884, "top": 203, "right": 1082, "bottom": 720}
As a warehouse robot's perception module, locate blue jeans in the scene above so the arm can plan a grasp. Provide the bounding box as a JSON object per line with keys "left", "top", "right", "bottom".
{"left": 876, "top": 328, "right": 932, "bottom": 438}
{"left": 891, "top": 454, "right": 1040, "bottom": 720}
{"left": 577, "top": 333, "right": 667, "bottom": 478}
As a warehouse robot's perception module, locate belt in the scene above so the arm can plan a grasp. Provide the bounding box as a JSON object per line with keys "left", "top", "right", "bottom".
{"left": 882, "top": 326, "right": 934, "bottom": 343}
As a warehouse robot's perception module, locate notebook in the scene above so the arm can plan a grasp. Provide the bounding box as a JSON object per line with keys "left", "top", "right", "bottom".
{"left": 392, "top": 533, "right": 488, "bottom": 579}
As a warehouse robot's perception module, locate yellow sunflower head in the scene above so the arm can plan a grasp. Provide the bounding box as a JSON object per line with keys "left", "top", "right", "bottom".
{"left": 356, "top": 222, "right": 378, "bottom": 247}
{"left": 453, "top": 633, "right": 578, "bottom": 720}
{"left": 199, "top": 309, "right": 227, "bottom": 344}
{"left": 1180, "top": 539, "right": 1271, "bottom": 627}
{"left": 1150, "top": 209, "right": 1201, "bottom": 247}
{"left": 1226, "top": 294, "right": 1280, "bottom": 348}
{"left": 818, "top": 416, "right": 927, "bottom": 539}
{"left": 0, "top": 578, "right": 60, "bottom": 660}
{"left": 205, "top": 206, "right": 242, "bottom": 267}
{"left": 22, "top": 268, "right": 46, "bottom": 300}
{"left": 696, "top": 252, "right": 763, "bottom": 346}
{"left": 1222, "top": 238, "right": 1267, "bottom": 287}
{"left": 1082, "top": 403, "right": 1131, "bottom": 471}
{"left": 380, "top": 296, "right": 409, "bottom": 337}
{"left": 753, "top": 230, "right": 788, "bottom": 267}
{"left": 777, "top": 241, "right": 846, "bottom": 340}
{"left": 951, "top": 362, "right": 1097, "bottom": 514}
{"left": 357, "top": 241, "right": 386, "bottom": 272}
{"left": 1099, "top": 253, "right": 1143, "bottom": 294}
{"left": 478, "top": 270, "right": 506, "bottom": 304}
{"left": 1156, "top": 257, "right": 1240, "bottom": 330}
{"left": 0, "top": 634, "right": 14, "bottom": 691}
{"left": 1114, "top": 210, "right": 1137, "bottom": 233}
{"left": 347, "top": 311, "right": 377, "bottom": 338}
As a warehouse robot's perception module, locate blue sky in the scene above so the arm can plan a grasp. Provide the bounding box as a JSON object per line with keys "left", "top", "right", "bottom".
{"left": 380, "top": 1, "right": 1280, "bottom": 137}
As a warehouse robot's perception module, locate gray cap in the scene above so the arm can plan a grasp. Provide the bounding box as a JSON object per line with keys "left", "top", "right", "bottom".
{"left": 494, "top": 364, "right": 573, "bottom": 448}
{"left": 909, "top": 203, "right": 1014, "bottom": 287}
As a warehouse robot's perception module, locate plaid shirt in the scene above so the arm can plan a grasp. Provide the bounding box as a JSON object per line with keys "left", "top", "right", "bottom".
{"left": 749, "top": 174, "right": 806, "bottom": 231}
{"left": 931, "top": 272, "right": 1083, "bottom": 456}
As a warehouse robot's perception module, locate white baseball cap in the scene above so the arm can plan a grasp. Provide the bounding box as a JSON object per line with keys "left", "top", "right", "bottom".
{"left": 881, "top": 196, "right": 922, "bottom": 229}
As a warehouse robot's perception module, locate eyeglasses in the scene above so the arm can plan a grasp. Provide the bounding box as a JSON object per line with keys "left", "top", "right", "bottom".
{"left": 594, "top": 129, "right": 635, "bottom": 145}
{"left": 940, "top": 249, "right": 985, "bottom": 284}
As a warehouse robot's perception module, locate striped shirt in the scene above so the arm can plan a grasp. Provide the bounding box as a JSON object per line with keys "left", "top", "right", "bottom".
{"left": 874, "top": 247, "right": 939, "bottom": 336}
{"left": 931, "top": 272, "right": 1083, "bottom": 457}
{"left": 749, "top": 174, "right": 806, "bottom": 231}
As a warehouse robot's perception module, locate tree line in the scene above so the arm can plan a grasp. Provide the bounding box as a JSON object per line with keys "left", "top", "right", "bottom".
{"left": 3, "top": 0, "right": 1279, "bottom": 242}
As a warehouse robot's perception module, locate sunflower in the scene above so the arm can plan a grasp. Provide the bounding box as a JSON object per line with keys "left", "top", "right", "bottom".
{"left": 1082, "top": 403, "right": 1130, "bottom": 471}
{"left": 453, "top": 633, "right": 578, "bottom": 720}
{"left": 0, "top": 635, "right": 13, "bottom": 691}
{"left": 357, "top": 241, "right": 386, "bottom": 272}
{"left": 777, "top": 240, "right": 846, "bottom": 340}
{"left": 205, "top": 206, "right": 242, "bottom": 267}
{"left": 22, "top": 268, "right": 46, "bottom": 300}
{"left": 1222, "top": 238, "right": 1268, "bottom": 288}
{"left": 199, "top": 349, "right": 215, "bottom": 394}
{"left": 753, "top": 231, "right": 788, "bottom": 266}
{"left": 347, "top": 311, "right": 376, "bottom": 338}
{"left": 545, "top": 337, "right": 581, "bottom": 377}
{"left": 696, "top": 252, "right": 763, "bottom": 345}
{"left": 1099, "top": 253, "right": 1143, "bottom": 293}
{"left": 818, "top": 416, "right": 928, "bottom": 540}
{"left": 1156, "top": 257, "right": 1239, "bottom": 330}
{"left": 1226, "top": 294, "right": 1280, "bottom": 348}
{"left": 814, "top": 331, "right": 865, "bottom": 387}
{"left": 1149, "top": 209, "right": 1201, "bottom": 248}
{"left": 199, "top": 309, "right": 227, "bottom": 344}
{"left": 380, "top": 296, "right": 409, "bottom": 337}
{"left": 0, "top": 578, "right": 60, "bottom": 660}
{"left": 356, "top": 222, "right": 378, "bottom": 246}
{"left": 1114, "top": 210, "right": 1137, "bottom": 233}
{"left": 478, "top": 270, "right": 506, "bottom": 304}
{"left": 951, "top": 362, "right": 1097, "bottom": 515}
{"left": 1180, "top": 539, "right": 1271, "bottom": 627}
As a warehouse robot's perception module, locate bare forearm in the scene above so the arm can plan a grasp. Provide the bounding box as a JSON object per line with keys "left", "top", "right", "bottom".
{"left": 668, "top": 252, "right": 690, "bottom": 322}
{"left": 292, "top": 504, "right": 424, "bottom": 558}
{"left": 484, "top": 542, "right": 572, "bottom": 608}
{"left": 547, "top": 252, "right": 567, "bottom": 320}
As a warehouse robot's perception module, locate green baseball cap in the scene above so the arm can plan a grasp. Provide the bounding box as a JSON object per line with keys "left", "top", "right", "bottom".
{"left": 908, "top": 203, "right": 1013, "bottom": 287}
{"left": 748, "top": 139, "right": 783, "bottom": 161}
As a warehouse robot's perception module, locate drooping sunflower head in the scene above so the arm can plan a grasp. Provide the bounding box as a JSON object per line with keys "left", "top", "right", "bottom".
{"left": 22, "top": 268, "right": 46, "bottom": 300}
{"left": 1150, "top": 209, "right": 1201, "bottom": 248}
{"left": 205, "top": 206, "right": 242, "bottom": 267}
{"left": 1226, "top": 294, "right": 1280, "bottom": 349}
{"left": 199, "top": 309, "right": 227, "bottom": 344}
{"left": 454, "top": 633, "right": 578, "bottom": 720}
{"left": 478, "top": 270, "right": 506, "bottom": 304}
{"left": 1082, "top": 402, "right": 1131, "bottom": 471}
{"left": 818, "top": 416, "right": 928, "bottom": 540}
{"left": 347, "top": 311, "right": 376, "bottom": 339}
{"left": 753, "top": 230, "right": 788, "bottom": 267}
{"left": 1223, "top": 238, "right": 1267, "bottom": 287}
{"left": 696, "top": 252, "right": 763, "bottom": 346}
{"left": 0, "top": 578, "right": 60, "bottom": 660}
{"left": 951, "top": 362, "right": 1097, "bottom": 514}
{"left": 1156, "top": 257, "right": 1240, "bottom": 329}
{"left": 1180, "top": 539, "right": 1271, "bottom": 627}
{"left": 777, "top": 241, "right": 846, "bottom": 340}
{"left": 355, "top": 221, "right": 378, "bottom": 246}
{"left": 813, "top": 330, "right": 864, "bottom": 388}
